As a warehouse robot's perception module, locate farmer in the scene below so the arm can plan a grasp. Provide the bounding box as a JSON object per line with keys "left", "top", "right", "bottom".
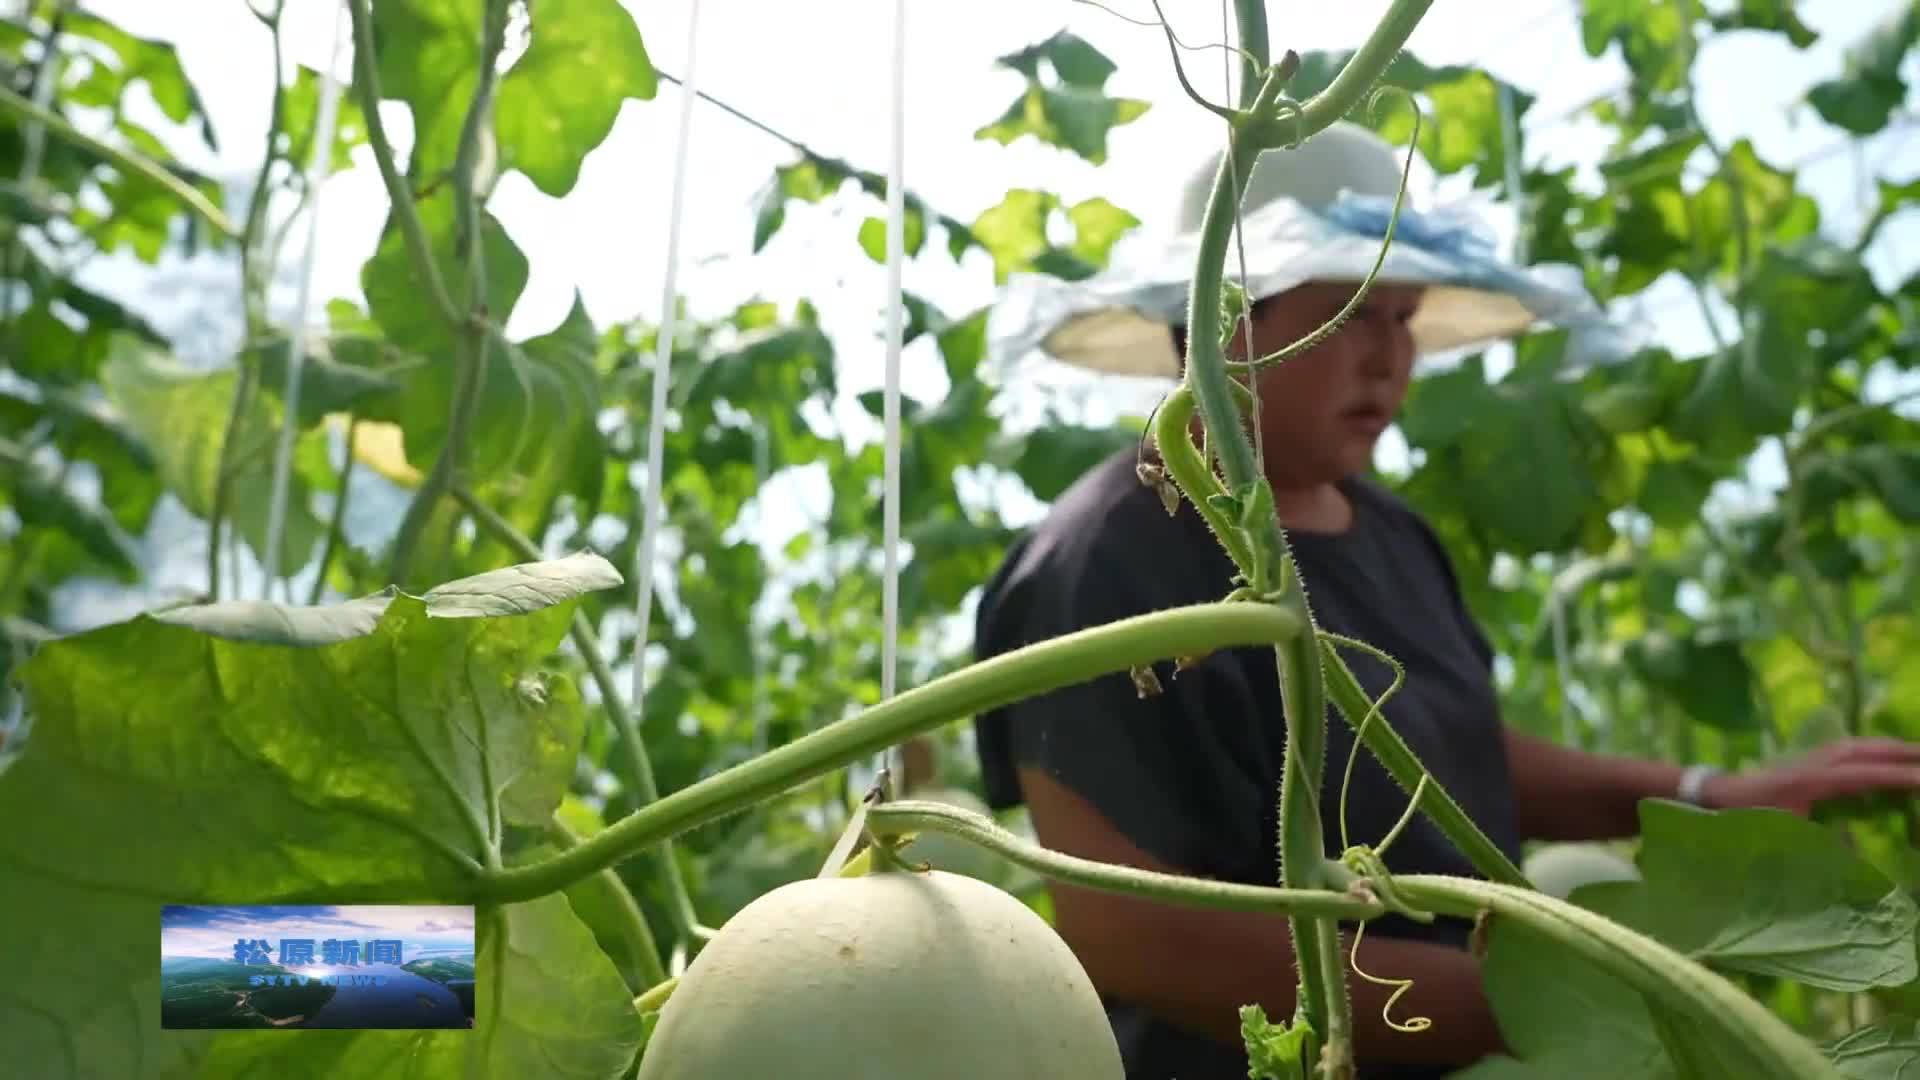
{"left": 969, "top": 121, "right": 1920, "bottom": 1079}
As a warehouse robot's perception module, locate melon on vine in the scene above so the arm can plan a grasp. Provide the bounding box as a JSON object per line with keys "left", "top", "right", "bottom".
{"left": 1522, "top": 842, "right": 1642, "bottom": 901}
{"left": 636, "top": 868, "right": 1124, "bottom": 1079}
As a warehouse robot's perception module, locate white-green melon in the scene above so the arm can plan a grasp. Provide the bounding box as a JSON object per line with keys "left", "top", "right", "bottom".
{"left": 1522, "top": 842, "right": 1642, "bottom": 901}
{"left": 636, "top": 868, "right": 1123, "bottom": 1079}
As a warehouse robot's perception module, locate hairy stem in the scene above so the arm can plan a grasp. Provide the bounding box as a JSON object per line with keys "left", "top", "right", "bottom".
{"left": 453, "top": 485, "right": 706, "bottom": 947}
{"left": 207, "top": 5, "right": 289, "bottom": 601}
{"left": 1397, "top": 875, "right": 1842, "bottom": 1079}
{"left": 342, "top": 0, "right": 461, "bottom": 329}
{"left": 306, "top": 415, "right": 358, "bottom": 605}
{"left": 1320, "top": 639, "right": 1529, "bottom": 886}
{"left": 381, "top": 0, "right": 508, "bottom": 586}
{"left": 871, "top": 801, "right": 1384, "bottom": 920}
{"left": 480, "top": 602, "right": 1307, "bottom": 903}
{"left": 1180, "top": 3, "right": 1437, "bottom": 1064}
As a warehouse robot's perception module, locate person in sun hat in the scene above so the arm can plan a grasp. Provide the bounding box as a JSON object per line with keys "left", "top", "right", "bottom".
{"left": 967, "top": 121, "right": 1920, "bottom": 1080}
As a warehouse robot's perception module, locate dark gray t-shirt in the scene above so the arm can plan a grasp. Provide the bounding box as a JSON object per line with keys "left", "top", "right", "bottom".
{"left": 972, "top": 447, "right": 1524, "bottom": 1080}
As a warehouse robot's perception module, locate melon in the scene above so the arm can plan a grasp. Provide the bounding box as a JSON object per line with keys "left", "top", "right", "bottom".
{"left": 1523, "top": 842, "right": 1642, "bottom": 901}
{"left": 635, "top": 868, "right": 1124, "bottom": 1079}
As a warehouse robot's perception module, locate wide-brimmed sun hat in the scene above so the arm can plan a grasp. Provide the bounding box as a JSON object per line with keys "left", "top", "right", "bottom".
{"left": 987, "top": 121, "right": 1638, "bottom": 381}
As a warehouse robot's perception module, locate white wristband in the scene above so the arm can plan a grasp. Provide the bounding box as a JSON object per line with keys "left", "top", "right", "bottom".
{"left": 1676, "top": 764, "right": 1721, "bottom": 807}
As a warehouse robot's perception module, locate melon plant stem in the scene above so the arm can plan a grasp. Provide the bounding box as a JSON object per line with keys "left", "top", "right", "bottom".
{"left": 345, "top": 0, "right": 503, "bottom": 587}
{"left": 1394, "top": 875, "right": 1843, "bottom": 1079}
{"left": 869, "top": 801, "right": 1385, "bottom": 921}
{"left": 454, "top": 485, "right": 706, "bottom": 949}
{"left": 480, "top": 601, "right": 1308, "bottom": 903}
{"left": 1170, "top": 1, "right": 1435, "bottom": 1061}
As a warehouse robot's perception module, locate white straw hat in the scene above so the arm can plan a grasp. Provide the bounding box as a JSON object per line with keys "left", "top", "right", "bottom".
{"left": 988, "top": 121, "right": 1637, "bottom": 381}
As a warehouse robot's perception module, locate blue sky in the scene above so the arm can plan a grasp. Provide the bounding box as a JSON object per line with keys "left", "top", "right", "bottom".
{"left": 160, "top": 904, "right": 475, "bottom": 965}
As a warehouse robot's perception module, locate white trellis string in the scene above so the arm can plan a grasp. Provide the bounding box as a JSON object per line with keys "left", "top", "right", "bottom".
{"left": 262, "top": 0, "right": 350, "bottom": 601}
{"left": 877, "top": 0, "right": 908, "bottom": 779}
{"left": 750, "top": 423, "right": 769, "bottom": 755}
{"left": 631, "top": 0, "right": 703, "bottom": 727}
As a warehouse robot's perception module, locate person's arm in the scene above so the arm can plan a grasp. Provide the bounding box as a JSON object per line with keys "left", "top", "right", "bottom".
{"left": 1019, "top": 766, "right": 1509, "bottom": 1070}
{"left": 1501, "top": 728, "right": 1686, "bottom": 842}
{"left": 1508, "top": 726, "right": 1920, "bottom": 839}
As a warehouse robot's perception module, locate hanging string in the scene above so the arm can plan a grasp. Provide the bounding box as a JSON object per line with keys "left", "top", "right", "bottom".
{"left": 631, "top": 0, "right": 703, "bottom": 724}
{"left": 876, "top": 0, "right": 907, "bottom": 779}
{"left": 750, "top": 424, "right": 770, "bottom": 756}
{"left": 262, "top": 0, "right": 350, "bottom": 602}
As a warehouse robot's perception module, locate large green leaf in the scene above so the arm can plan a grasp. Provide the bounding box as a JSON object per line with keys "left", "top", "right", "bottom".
{"left": 1823, "top": 1016, "right": 1920, "bottom": 1079}
{"left": 1462, "top": 880, "right": 1676, "bottom": 1079}
{"left": 371, "top": 0, "right": 481, "bottom": 178}
{"left": 0, "top": 555, "right": 622, "bottom": 1080}
{"left": 493, "top": 0, "right": 658, "bottom": 197}
{"left": 99, "top": 340, "right": 327, "bottom": 574}
{"left": 1628, "top": 801, "right": 1920, "bottom": 991}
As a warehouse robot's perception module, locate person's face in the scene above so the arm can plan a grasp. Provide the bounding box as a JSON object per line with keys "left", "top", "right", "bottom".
{"left": 1222, "top": 280, "right": 1424, "bottom": 488}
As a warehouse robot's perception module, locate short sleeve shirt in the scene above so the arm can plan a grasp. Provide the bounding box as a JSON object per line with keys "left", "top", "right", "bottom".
{"left": 971, "top": 448, "right": 1525, "bottom": 1080}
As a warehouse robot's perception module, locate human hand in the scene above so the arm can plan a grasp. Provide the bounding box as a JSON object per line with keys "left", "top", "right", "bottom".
{"left": 1703, "top": 737, "right": 1920, "bottom": 816}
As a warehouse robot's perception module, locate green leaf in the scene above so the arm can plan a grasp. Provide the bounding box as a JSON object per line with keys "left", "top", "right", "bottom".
{"left": 974, "top": 32, "right": 1148, "bottom": 165}
{"left": 1852, "top": 446, "right": 1920, "bottom": 523}
{"left": 493, "top": 0, "right": 658, "bottom": 197}
{"left": 1240, "top": 1004, "right": 1311, "bottom": 1079}
{"left": 100, "top": 339, "right": 327, "bottom": 574}
{"left": 971, "top": 189, "right": 1056, "bottom": 282}
{"left": 0, "top": 439, "right": 140, "bottom": 581}
{"left": 1625, "top": 629, "right": 1761, "bottom": 731}
{"left": 1005, "top": 423, "right": 1136, "bottom": 501}
{"left": 1065, "top": 196, "right": 1139, "bottom": 267}
{"left": 467, "top": 295, "right": 608, "bottom": 550}
{"left": 1453, "top": 382, "right": 1597, "bottom": 553}
{"left": 0, "top": 381, "right": 162, "bottom": 533}
{"left": 1631, "top": 801, "right": 1920, "bottom": 991}
{"left": 1286, "top": 50, "right": 1535, "bottom": 188}
{"left": 1637, "top": 456, "right": 1718, "bottom": 528}
{"left": 1823, "top": 1016, "right": 1920, "bottom": 1079}
{"left": 1710, "top": 0, "right": 1819, "bottom": 47}
{"left": 1474, "top": 880, "right": 1676, "bottom": 1078}
{"left": 0, "top": 555, "right": 621, "bottom": 1079}
{"left": 1808, "top": 2, "right": 1920, "bottom": 135}
{"left": 252, "top": 335, "right": 403, "bottom": 427}
{"left": 192, "top": 895, "right": 646, "bottom": 1078}
{"left": 857, "top": 210, "right": 925, "bottom": 263}
{"left": 371, "top": 0, "right": 482, "bottom": 177}
{"left": 1669, "top": 238, "right": 1875, "bottom": 457}
{"left": 361, "top": 193, "right": 529, "bottom": 359}
{"left": 422, "top": 550, "right": 623, "bottom": 617}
